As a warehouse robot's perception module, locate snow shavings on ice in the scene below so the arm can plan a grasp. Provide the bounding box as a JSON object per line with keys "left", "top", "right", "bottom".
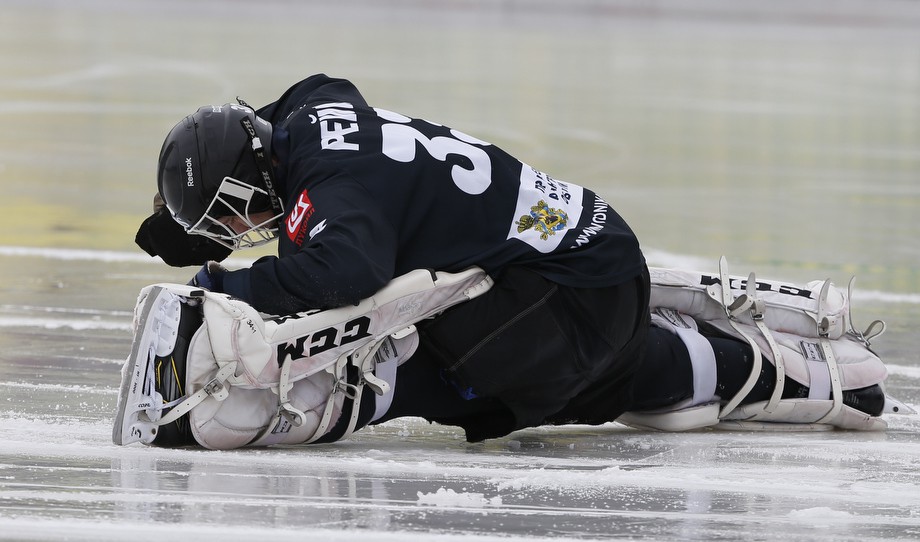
{"left": 787, "top": 507, "right": 855, "bottom": 525}
{"left": 416, "top": 487, "right": 503, "bottom": 508}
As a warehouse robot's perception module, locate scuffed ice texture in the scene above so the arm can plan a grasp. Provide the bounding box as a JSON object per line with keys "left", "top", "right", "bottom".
{"left": 2, "top": 0, "right": 920, "bottom": 539}
{"left": 1, "top": 259, "right": 919, "bottom": 540}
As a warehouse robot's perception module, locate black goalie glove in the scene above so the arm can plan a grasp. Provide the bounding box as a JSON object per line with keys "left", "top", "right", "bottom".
{"left": 135, "top": 207, "right": 232, "bottom": 267}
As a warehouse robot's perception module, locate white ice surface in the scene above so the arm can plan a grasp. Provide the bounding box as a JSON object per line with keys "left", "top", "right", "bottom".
{"left": 2, "top": 247, "right": 920, "bottom": 540}
{"left": 3, "top": 0, "right": 920, "bottom": 538}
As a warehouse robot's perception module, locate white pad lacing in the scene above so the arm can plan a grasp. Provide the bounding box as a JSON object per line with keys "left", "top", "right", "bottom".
{"left": 620, "top": 257, "right": 904, "bottom": 433}
{"left": 156, "top": 362, "right": 236, "bottom": 426}
{"left": 713, "top": 257, "right": 841, "bottom": 423}
{"left": 715, "top": 258, "right": 786, "bottom": 415}
{"left": 305, "top": 331, "right": 397, "bottom": 444}
{"left": 248, "top": 326, "right": 419, "bottom": 448}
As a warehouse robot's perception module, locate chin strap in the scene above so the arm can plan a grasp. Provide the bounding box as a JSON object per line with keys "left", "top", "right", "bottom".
{"left": 239, "top": 114, "right": 284, "bottom": 218}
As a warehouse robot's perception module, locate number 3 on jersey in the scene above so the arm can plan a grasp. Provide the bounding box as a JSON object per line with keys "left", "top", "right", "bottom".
{"left": 377, "top": 109, "right": 492, "bottom": 195}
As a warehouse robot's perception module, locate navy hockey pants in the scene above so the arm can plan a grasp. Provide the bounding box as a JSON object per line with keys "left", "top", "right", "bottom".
{"left": 377, "top": 265, "right": 652, "bottom": 441}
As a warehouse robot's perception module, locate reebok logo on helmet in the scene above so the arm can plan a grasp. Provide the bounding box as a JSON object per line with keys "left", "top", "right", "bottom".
{"left": 185, "top": 157, "right": 194, "bottom": 187}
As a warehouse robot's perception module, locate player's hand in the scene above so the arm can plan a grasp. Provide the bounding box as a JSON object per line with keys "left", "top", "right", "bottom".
{"left": 188, "top": 261, "right": 227, "bottom": 292}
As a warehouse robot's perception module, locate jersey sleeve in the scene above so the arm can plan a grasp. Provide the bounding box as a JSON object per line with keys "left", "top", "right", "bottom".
{"left": 222, "top": 178, "right": 397, "bottom": 315}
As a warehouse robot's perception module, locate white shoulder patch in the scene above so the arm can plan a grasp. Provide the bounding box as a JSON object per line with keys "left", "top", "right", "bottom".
{"left": 507, "top": 164, "right": 584, "bottom": 253}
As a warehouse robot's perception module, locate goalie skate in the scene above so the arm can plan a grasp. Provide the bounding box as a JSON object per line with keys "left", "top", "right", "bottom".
{"left": 112, "top": 285, "right": 203, "bottom": 446}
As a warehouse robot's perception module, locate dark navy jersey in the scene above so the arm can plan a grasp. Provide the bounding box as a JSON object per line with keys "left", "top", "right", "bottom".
{"left": 223, "top": 74, "right": 644, "bottom": 315}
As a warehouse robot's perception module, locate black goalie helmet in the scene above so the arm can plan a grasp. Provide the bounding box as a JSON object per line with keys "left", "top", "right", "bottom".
{"left": 157, "top": 103, "right": 284, "bottom": 250}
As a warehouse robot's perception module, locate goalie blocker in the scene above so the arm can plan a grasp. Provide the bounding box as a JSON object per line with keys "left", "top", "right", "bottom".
{"left": 113, "top": 260, "right": 913, "bottom": 449}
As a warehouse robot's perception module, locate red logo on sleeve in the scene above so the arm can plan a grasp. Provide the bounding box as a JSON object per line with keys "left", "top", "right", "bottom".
{"left": 285, "top": 189, "right": 315, "bottom": 245}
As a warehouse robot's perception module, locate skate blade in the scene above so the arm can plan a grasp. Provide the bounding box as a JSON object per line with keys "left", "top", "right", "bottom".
{"left": 715, "top": 420, "right": 836, "bottom": 432}
{"left": 883, "top": 394, "right": 916, "bottom": 415}
{"left": 112, "top": 286, "right": 183, "bottom": 445}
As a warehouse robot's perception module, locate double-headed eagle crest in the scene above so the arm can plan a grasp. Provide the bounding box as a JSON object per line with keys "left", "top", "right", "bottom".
{"left": 516, "top": 199, "right": 568, "bottom": 241}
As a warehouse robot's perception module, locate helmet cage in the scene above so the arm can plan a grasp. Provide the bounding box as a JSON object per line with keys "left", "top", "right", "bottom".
{"left": 188, "top": 176, "right": 284, "bottom": 250}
